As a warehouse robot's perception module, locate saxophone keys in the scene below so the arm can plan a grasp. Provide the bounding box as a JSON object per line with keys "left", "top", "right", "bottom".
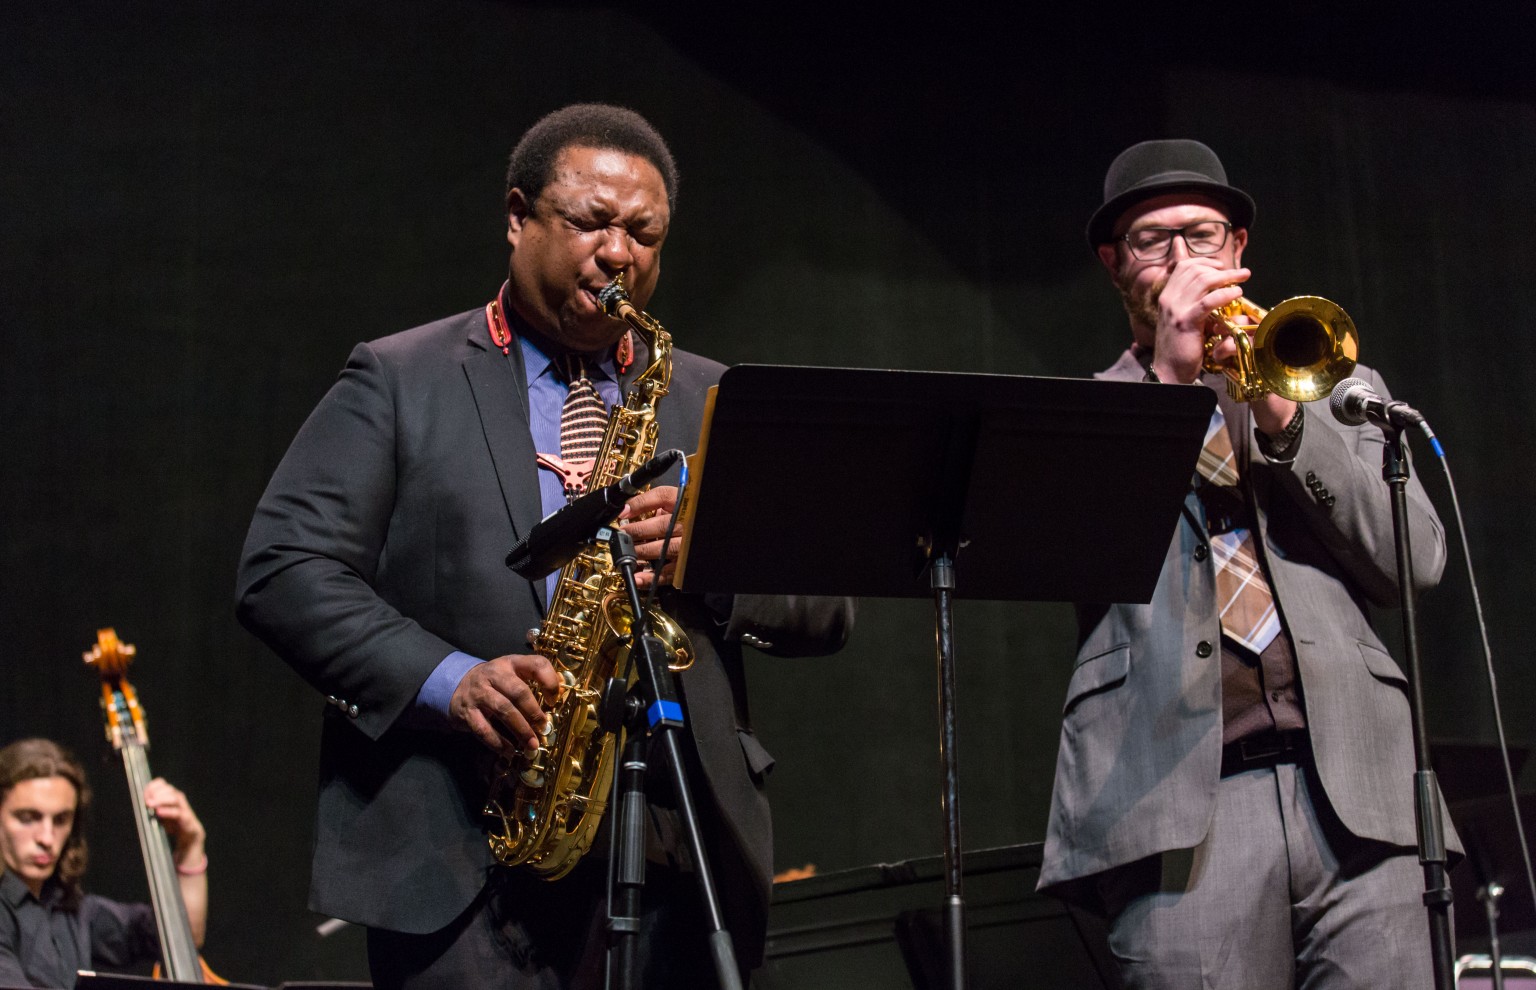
{"left": 520, "top": 746, "right": 549, "bottom": 788}
{"left": 520, "top": 727, "right": 553, "bottom": 787}
{"left": 556, "top": 669, "right": 577, "bottom": 701}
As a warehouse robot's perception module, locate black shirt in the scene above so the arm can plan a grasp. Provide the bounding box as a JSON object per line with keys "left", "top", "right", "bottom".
{"left": 0, "top": 870, "right": 157, "bottom": 989}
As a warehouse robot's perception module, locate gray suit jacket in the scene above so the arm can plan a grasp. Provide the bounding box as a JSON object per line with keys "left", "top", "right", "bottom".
{"left": 235, "top": 306, "right": 851, "bottom": 967}
{"left": 1039, "top": 350, "right": 1453, "bottom": 899}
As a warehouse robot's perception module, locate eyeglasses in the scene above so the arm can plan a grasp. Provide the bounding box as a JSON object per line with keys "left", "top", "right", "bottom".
{"left": 1121, "top": 220, "right": 1233, "bottom": 261}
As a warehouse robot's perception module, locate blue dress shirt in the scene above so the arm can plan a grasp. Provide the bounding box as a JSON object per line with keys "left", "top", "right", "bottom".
{"left": 412, "top": 333, "right": 619, "bottom": 722}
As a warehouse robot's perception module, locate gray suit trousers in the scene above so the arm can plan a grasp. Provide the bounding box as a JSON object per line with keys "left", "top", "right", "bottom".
{"left": 1096, "top": 759, "right": 1435, "bottom": 990}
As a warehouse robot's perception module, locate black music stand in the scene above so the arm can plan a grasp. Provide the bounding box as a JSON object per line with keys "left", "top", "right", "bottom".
{"left": 75, "top": 974, "right": 267, "bottom": 989}
{"left": 674, "top": 365, "right": 1213, "bottom": 989}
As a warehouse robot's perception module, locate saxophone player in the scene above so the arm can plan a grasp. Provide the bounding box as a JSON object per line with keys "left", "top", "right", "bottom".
{"left": 1037, "top": 138, "right": 1452, "bottom": 988}
{"left": 236, "top": 104, "right": 851, "bottom": 990}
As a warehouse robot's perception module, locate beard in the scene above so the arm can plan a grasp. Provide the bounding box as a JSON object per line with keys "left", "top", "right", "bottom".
{"left": 1114, "top": 268, "right": 1167, "bottom": 343}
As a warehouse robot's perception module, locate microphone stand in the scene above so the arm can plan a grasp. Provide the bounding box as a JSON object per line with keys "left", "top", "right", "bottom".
{"left": 601, "top": 525, "right": 743, "bottom": 990}
{"left": 1479, "top": 882, "right": 1507, "bottom": 990}
{"left": 1382, "top": 427, "right": 1456, "bottom": 990}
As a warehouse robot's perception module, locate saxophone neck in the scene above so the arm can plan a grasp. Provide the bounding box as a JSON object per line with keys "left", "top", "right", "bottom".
{"left": 598, "top": 274, "right": 671, "bottom": 396}
{"left": 622, "top": 325, "right": 671, "bottom": 403}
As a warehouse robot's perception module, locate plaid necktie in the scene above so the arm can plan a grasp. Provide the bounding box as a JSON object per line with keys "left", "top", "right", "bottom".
{"left": 1196, "top": 407, "right": 1281, "bottom": 655}
{"left": 555, "top": 355, "right": 608, "bottom": 499}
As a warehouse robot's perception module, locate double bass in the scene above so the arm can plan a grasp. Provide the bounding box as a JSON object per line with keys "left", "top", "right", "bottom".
{"left": 84, "top": 628, "right": 224, "bottom": 985}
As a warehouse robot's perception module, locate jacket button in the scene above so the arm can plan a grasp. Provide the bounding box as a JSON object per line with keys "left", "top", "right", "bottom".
{"left": 1325, "top": 495, "right": 1336, "bottom": 507}
{"left": 1306, "top": 471, "right": 1317, "bottom": 483}
{"left": 1196, "top": 641, "right": 1213, "bottom": 658}
{"left": 1193, "top": 544, "right": 1209, "bottom": 562}
{"left": 348, "top": 704, "right": 359, "bottom": 718}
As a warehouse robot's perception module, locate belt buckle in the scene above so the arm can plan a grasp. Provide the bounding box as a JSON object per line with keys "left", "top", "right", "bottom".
{"left": 1239, "top": 735, "right": 1284, "bottom": 762}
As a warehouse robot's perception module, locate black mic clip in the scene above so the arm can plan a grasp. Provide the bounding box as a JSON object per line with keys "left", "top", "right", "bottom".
{"left": 504, "top": 449, "right": 684, "bottom": 580}
{"left": 1328, "top": 377, "right": 1442, "bottom": 454}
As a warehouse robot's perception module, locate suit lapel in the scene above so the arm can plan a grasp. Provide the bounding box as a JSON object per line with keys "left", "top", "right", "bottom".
{"left": 461, "top": 322, "right": 544, "bottom": 603}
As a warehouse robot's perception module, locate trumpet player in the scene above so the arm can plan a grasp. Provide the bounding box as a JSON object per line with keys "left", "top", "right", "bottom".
{"left": 236, "top": 104, "right": 851, "bottom": 990}
{"left": 1038, "top": 139, "right": 1453, "bottom": 988}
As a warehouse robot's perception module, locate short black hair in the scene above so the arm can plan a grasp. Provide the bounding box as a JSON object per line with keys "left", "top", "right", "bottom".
{"left": 505, "top": 103, "right": 678, "bottom": 213}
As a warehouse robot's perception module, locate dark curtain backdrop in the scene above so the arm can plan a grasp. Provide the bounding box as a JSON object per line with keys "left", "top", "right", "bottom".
{"left": 3, "top": 3, "right": 1532, "bottom": 983}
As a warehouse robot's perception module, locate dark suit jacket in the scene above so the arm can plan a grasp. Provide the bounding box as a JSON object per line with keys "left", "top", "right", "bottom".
{"left": 1039, "top": 352, "right": 1455, "bottom": 900}
{"left": 235, "top": 306, "right": 851, "bottom": 967}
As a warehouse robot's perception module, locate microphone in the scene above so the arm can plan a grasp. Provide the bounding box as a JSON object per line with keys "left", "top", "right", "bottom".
{"left": 506, "top": 449, "right": 684, "bottom": 579}
{"left": 1329, "top": 377, "right": 1427, "bottom": 430}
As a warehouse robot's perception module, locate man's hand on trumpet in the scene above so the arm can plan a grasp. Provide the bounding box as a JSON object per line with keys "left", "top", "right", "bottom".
{"left": 1148, "top": 254, "right": 1248, "bottom": 386}
{"left": 1150, "top": 256, "right": 1297, "bottom": 436}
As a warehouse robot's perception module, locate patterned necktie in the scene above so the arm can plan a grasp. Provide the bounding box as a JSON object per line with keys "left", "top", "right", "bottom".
{"left": 1196, "top": 407, "right": 1281, "bottom": 655}
{"left": 554, "top": 355, "right": 608, "bottom": 499}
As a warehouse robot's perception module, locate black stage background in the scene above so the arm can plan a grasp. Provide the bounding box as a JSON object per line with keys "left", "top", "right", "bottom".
{"left": 3, "top": 3, "right": 1533, "bottom": 984}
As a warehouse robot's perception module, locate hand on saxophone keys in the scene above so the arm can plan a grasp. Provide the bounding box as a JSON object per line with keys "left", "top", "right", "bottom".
{"left": 449, "top": 653, "right": 563, "bottom": 757}
{"left": 617, "top": 484, "right": 686, "bottom": 589}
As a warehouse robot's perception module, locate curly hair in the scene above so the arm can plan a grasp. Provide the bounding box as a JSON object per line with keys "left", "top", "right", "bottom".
{"left": 0, "top": 738, "right": 91, "bottom": 904}
{"left": 505, "top": 103, "right": 678, "bottom": 213}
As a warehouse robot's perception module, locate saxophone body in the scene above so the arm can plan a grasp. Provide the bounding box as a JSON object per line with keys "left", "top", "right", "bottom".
{"left": 484, "top": 274, "right": 695, "bottom": 879}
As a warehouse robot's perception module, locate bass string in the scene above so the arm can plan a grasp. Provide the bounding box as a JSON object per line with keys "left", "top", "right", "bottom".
{"left": 119, "top": 721, "right": 200, "bottom": 977}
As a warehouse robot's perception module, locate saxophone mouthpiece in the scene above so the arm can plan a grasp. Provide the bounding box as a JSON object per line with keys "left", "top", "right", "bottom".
{"left": 596, "top": 274, "right": 633, "bottom": 319}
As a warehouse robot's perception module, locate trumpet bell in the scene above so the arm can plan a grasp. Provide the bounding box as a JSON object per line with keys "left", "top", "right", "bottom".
{"left": 1206, "top": 294, "right": 1359, "bottom": 403}
{"left": 1253, "top": 296, "right": 1359, "bottom": 403}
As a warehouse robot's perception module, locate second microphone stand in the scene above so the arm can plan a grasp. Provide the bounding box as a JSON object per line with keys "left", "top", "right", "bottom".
{"left": 600, "top": 525, "right": 743, "bottom": 990}
{"left": 1381, "top": 427, "right": 1455, "bottom": 990}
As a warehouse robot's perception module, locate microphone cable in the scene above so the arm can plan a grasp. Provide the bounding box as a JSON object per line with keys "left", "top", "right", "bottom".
{"left": 1424, "top": 437, "right": 1536, "bottom": 919}
{"left": 643, "top": 457, "right": 689, "bottom": 613}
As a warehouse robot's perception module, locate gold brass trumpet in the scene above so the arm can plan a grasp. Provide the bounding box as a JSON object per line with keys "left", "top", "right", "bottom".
{"left": 1203, "top": 295, "right": 1359, "bottom": 403}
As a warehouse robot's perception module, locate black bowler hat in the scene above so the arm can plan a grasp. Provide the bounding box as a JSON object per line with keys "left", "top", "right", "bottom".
{"left": 1086, "top": 139, "right": 1255, "bottom": 247}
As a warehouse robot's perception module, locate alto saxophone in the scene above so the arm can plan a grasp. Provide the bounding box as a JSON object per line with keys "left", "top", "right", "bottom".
{"left": 484, "top": 273, "right": 695, "bottom": 879}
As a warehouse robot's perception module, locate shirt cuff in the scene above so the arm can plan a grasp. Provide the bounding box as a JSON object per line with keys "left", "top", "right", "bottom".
{"left": 415, "top": 651, "right": 485, "bottom": 721}
{"left": 1255, "top": 404, "right": 1306, "bottom": 462}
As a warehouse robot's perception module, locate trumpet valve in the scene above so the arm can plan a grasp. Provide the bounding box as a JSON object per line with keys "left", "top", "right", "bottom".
{"left": 1202, "top": 329, "right": 1231, "bottom": 374}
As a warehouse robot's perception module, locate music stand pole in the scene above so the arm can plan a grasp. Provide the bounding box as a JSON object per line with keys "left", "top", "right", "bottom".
{"left": 1382, "top": 429, "right": 1455, "bottom": 990}
{"left": 929, "top": 548, "right": 967, "bottom": 990}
